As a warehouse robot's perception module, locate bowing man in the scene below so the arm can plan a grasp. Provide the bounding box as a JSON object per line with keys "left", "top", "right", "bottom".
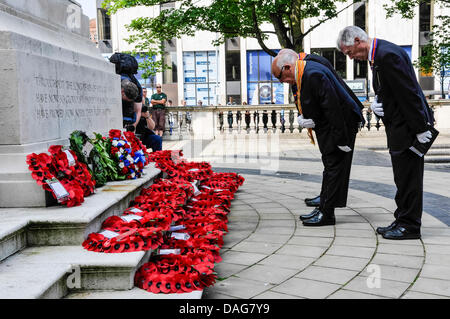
{"left": 278, "top": 49, "right": 365, "bottom": 211}
{"left": 337, "top": 26, "right": 435, "bottom": 240}
{"left": 271, "top": 50, "right": 364, "bottom": 226}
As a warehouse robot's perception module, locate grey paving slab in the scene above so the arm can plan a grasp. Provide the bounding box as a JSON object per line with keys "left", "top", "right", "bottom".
{"left": 326, "top": 245, "right": 375, "bottom": 259}
{"left": 377, "top": 243, "right": 424, "bottom": 257}
{"left": 235, "top": 264, "right": 299, "bottom": 285}
{"left": 333, "top": 237, "right": 377, "bottom": 248}
{"left": 210, "top": 276, "right": 274, "bottom": 299}
{"left": 424, "top": 244, "right": 450, "bottom": 255}
{"left": 288, "top": 236, "right": 333, "bottom": 247}
{"left": 294, "top": 227, "right": 335, "bottom": 238}
{"left": 313, "top": 255, "right": 370, "bottom": 272}
{"left": 410, "top": 277, "right": 450, "bottom": 297}
{"left": 257, "top": 219, "right": 295, "bottom": 227}
{"left": 213, "top": 262, "right": 249, "bottom": 279}
{"left": 401, "top": 291, "right": 450, "bottom": 299}
{"left": 230, "top": 241, "right": 283, "bottom": 254}
{"left": 258, "top": 254, "right": 315, "bottom": 271}
{"left": 272, "top": 278, "right": 340, "bottom": 299}
{"left": 370, "top": 253, "right": 424, "bottom": 269}
{"left": 276, "top": 244, "right": 327, "bottom": 259}
{"left": 335, "top": 222, "right": 374, "bottom": 230}
{"left": 258, "top": 213, "right": 293, "bottom": 220}
{"left": 334, "top": 229, "right": 377, "bottom": 239}
{"left": 343, "top": 275, "right": 411, "bottom": 298}
{"left": 252, "top": 291, "right": 305, "bottom": 299}
{"left": 220, "top": 251, "right": 267, "bottom": 266}
{"left": 327, "top": 289, "right": 388, "bottom": 299}
{"left": 359, "top": 264, "right": 420, "bottom": 283}
{"left": 253, "top": 226, "right": 295, "bottom": 235}
{"left": 245, "top": 233, "right": 291, "bottom": 244}
{"left": 295, "top": 266, "right": 358, "bottom": 285}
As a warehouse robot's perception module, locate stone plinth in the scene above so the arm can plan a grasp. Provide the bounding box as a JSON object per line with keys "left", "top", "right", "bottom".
{"left": 0, "top": 0, "right": 122, "bottom": 207}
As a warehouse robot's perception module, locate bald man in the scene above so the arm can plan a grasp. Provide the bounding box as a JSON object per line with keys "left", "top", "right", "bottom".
{"left": 272, "top": 50, "right": 364, "bottom": 226}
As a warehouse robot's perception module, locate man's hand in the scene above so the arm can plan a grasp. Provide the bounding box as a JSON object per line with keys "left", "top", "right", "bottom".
{"left": 416, "top": 130, "right": 432, "bottom": 143}
{"left": 338, "top": 145, "right": 352, "bottom": 152}
{"left": 370, "top": 96, "right": 384, "bottom": 117}
{"left": 297, "top": 115, "right": 315, "bottom": 128}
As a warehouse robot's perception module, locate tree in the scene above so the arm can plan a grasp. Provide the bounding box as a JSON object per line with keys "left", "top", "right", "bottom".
{"left": 103, "top": 0, "right": 361, "bottom": 60}
{"left": 384, "top": 0, "right": 450, "bottom": 97}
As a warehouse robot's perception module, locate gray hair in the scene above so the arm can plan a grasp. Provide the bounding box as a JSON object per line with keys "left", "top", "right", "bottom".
{"left": 276, "top": 49, "right": 298, "bottom": 68}
{"left": 121, "top": 79, "right": 139, "bottom": 101}
{"left": 337, "top": 26, "right": 368, "bottom": 50}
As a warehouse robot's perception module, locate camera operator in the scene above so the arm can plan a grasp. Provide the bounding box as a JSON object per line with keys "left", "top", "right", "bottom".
{"left": 121, "top": 79, "right": 141, "bottom": 132}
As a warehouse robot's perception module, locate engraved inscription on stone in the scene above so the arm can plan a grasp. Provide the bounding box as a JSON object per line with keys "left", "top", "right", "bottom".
{"left": 33, "top": 76, "right": 119, "bottom": 121}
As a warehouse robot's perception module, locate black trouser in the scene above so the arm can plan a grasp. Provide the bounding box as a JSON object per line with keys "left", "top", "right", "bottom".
{"left": 390, "top": 149, "right": 424, "bottom": 233}
{"left": 319, "top": 129, "right": 357, "bottom": 217}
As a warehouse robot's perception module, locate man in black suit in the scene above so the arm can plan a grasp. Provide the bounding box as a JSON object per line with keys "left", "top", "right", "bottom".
{"left": 337, "top": 26, "right": 435, "bottom": 240}
{"left": 278, "top": 49, "right": 365, "bottom": 212}
{"left": 271, "top": 51, "right": 364, "bottom": 226}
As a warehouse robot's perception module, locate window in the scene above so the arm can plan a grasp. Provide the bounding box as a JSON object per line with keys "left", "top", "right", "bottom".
{"left": 354, "top": 1, "right": 366, "bottom": 31}
{"left": 246, "top": 50, "right": 284, "bottom": 105}
{"left": 163, "top": 51, "right": 178, "bottom": 84}
{"left": 311, "top": 48, "right": 347, "bottom": 78}
{"left": 96, "top": 8, "right": 111, "bottom": 41}
{"left": 419, "top": 1, "right": 431, "bottom": 32}
{"left": 226, "top": 51, "right": 241, "bottom": 81}
{"left": 183, "top": 51, "right": 219, "bottom": 106}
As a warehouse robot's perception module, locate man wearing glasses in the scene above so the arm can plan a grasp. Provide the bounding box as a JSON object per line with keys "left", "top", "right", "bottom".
{"left": 151, "top": 84, "right": 168, "bottom": 137}
{"left": 271, "top": 50, "right": 364, "bottom": 226}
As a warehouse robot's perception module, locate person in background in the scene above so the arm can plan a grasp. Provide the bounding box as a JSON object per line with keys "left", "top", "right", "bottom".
{"left": 142, "top": 88, "right": 150, "bottom": 108}
{"left": 121, "top": 79, "right": 141, "bottom": 131}
{"left": 150, "top": 84, "right": 167, "bottom": 137}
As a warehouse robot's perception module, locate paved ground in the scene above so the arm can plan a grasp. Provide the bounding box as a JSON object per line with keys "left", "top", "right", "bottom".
{"left": 163, "top": 128, "right": 450, "bottom": 299}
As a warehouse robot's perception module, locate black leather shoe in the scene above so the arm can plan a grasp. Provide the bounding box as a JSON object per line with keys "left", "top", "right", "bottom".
{"left": 305, "top": 195, "right": 320, "bottom": 207}
{"left": 299, "top": 207, "right": 320, "bottom": 221}
{"left": 302, "top": 210, "right": 335, "bottom": 226}
{"left": 376, "top": 221, "right": 398, "bottom": 235}
{"left": 382, "top": 226, "right": 421, "bottom": 240}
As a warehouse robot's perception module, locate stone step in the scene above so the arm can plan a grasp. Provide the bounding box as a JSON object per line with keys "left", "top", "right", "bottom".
{"left": 65, "top": 287, "right": 203, "bottom": 299}
{"left": 0, "top": 245, "right": 152, "bottom": 299}
{"left": 0, "top": 164, "right": 161, "bottom": 261}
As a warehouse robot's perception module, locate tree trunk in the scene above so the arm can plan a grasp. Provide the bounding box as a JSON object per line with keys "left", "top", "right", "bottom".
{"left": 290, "top": 0, "right": 304, "bottom": 52}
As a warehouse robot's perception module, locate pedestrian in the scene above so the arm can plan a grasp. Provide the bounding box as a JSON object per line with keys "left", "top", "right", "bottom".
{"left": 272, "top": 50, "right": 364, "bottom": 226}
{"left": 150, "top": 84, "right": 167, "bottom": 137}
{"left": 337, "top": 26, "right": 435, "bottom": 239}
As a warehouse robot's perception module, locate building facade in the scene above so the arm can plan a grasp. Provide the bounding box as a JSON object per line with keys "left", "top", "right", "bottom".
{"left": 106, "top": 0, "right": 449, "bottom": 106}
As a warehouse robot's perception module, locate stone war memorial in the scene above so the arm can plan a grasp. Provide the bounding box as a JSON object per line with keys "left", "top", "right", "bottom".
{"left": 0, "top": 0, "right": 122, "bottom": 207}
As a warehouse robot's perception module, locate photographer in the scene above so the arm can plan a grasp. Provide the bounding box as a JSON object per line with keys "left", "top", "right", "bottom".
{"left": 121, "top": 79, "right": 141, "bottom": 131}
{"left": 136, "top": 104, "right": 162, "bottom": 152}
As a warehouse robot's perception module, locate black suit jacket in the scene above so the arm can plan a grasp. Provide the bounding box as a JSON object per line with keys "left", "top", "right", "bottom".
{"left": 300, "top": 61, "right": 363, "bottom": 155}
{"left": 372, "top": 39, "right": 434, "bottom": 152}
{"left": 293, "top": 54, "right": 365, "bottom": 117}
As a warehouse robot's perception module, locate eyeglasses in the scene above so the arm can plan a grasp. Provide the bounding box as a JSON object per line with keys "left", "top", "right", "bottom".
{"left": 276, "top": 65, "right": 286, "bottom": 80}
{"left": 156, "top": 86, "right": 161, "bottom": 88}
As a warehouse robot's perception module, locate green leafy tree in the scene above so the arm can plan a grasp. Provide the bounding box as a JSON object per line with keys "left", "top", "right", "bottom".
{"left": 103, "top": 0, "right": 360, "bottom": 64}
{"left": 384, "top": 0, "right": 450, "bottom": 97}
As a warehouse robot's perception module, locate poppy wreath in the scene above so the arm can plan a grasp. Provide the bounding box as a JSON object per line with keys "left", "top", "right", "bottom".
{"left": 109, "top": 129, "right": 140, "bottom": 179}
{"left": 135, "top": 252, "right": 216, "bottom": 294}
{"left": 82, "top": 226, "right": 164, "bottom": 253}
{"left": 26, "top": 145, "right": 95, "bottom": 207}
{"left": 123, "top": 131, "right": 150, "bottom": 172}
